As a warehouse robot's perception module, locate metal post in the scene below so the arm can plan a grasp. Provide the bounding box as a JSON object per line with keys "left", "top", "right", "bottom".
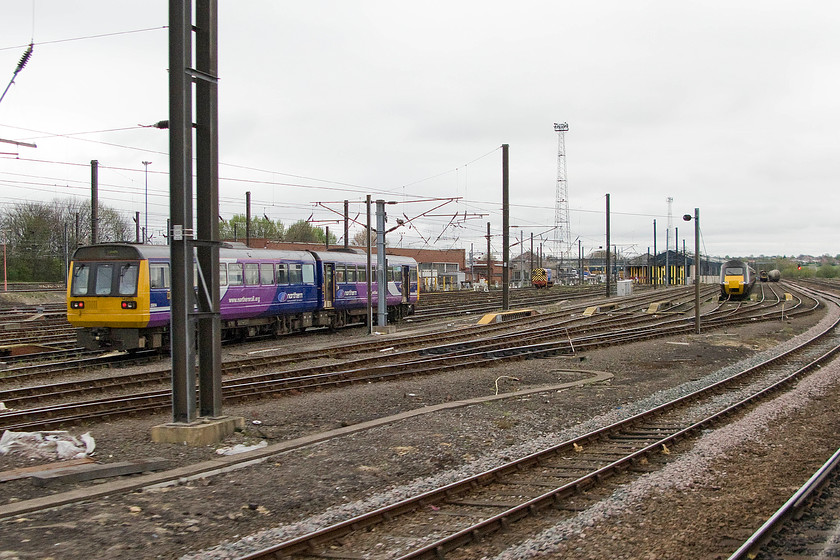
{"left": 605, "top": 193, "right": 610, "bottom": 298}
{"left": 366, "top": 195, "right": 372, "bottom": 333}
{"left": 486, "top": 222, "right": 491, "bottom": 287}
{"left": 142, "top": 160, "right": 152, "bottom": 242}
{"left": 195, "top": 0, "right": 222, "bottom": 418}
{"left": 169, "top": 0, "right": 196, "bottom": 423}
{"left": 675, "top": 226, "right": 679, "bottom": 284}
{"left": 325, "top": 226, "right": 330, "bottom": 250}
{"left": 530, "top": 233, "right": 534, "bottom": 276}
{"left": 653, "top": 219, "right": 657, "bottom": 289}
{"left": 135, "top": 211, "right": 141, "bottom": 243}
{"left": 665, "top": 229, "right": 670, "bottom": 286}
{"left": 375, "top": 200, "right": 387, "bottom": 327}
{"left": 344, "top": 200, "right": 349, "bottom": 250}
{"left": 501, "top": 144, "right": 509, "bottom": 310}
{"left": 245, "top": 191, "right": 251, "bottom": 248}
{"left": 578, "top": 239, "right": 582, "bottom": 286}
{"left": 469, "top": 243, "right": 474, "bottom": 285}
{"left": 90, "top": 160, "right": 98, "bottom": 244}
{"left": 694, "top": 208, "right": 700, "bottom": 334}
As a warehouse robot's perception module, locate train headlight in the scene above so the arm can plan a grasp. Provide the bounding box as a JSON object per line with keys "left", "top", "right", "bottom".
{"left": 70, "top": 301, "right": 84, "bottom": 309}
{"left": 121, "top": 301, "right": 137, "bottom": 310}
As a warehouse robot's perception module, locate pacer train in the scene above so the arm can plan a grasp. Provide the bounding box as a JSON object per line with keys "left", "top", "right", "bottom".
{"left": 67, "top": 243, "right": 419, "bottom": 351}
{"left": 719, "top": 259, "right": 756, "bottom": 300}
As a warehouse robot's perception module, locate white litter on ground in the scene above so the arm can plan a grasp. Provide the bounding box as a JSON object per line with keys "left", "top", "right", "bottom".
{"left": 215, "top": 441, "right": 268, "bottom": 456}
{"left": 0, "top": 430, "right": 96, "bottom": 460}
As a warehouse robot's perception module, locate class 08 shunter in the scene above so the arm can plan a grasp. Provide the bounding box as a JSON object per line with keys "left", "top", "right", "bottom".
{"left": 66, "top": 243, "right": 418, "bottom": 351}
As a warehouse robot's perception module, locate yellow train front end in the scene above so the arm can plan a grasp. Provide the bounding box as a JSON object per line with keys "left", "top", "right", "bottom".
{"left": 719, "top": 259, "right": 754, "bottom": 300}
{"left": 66, "top": 244, "right": 155, "bottom": 350}
{"left": 722, "top": 275, "right": 747, "bottom": 296}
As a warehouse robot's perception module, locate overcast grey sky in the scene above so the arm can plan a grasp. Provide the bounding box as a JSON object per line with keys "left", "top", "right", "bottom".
{"left": 1, "top": 1, "right": 837, "bottom": 260}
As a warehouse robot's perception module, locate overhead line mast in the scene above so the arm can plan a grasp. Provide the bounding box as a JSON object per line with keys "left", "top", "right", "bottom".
{"left": 553, "top": 122, "right": 571, "bottom": 259}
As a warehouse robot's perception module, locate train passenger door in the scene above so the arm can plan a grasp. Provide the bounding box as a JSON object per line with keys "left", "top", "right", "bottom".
{"left": 323, "top": 263, "right": 335, "bottom": 309}
{"left": 401, "top": 266, "right": 410, "bottom": 303}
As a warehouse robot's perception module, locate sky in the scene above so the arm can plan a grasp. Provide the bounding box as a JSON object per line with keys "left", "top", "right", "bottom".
{"left": 0, "top": 1, "right": 838, "bottom": 262}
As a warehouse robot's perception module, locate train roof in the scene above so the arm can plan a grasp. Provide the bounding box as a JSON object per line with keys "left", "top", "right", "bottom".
{"left": 311, "top": 250, "right": 417, "bottom": 267}
{"left": 71, "top": 243, "right": 417, "bottom": 266}
{"left": 71, "top": 243, "right": 170, "bottom": 261}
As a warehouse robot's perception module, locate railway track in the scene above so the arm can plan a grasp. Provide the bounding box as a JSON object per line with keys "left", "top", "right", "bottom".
{"left": 0, "top": 282, "right": 817, "bottom": 432}
{"left": 728, "top": 446, "right": 840, "bottom": 560}
{"left": 235, "top": 286, "right": 840, "bottom": 560}
{"left": 0, "top": 284, "right": 700, "bottom": 383}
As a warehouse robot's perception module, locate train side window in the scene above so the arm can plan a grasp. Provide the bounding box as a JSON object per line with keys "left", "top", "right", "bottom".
{"left": 260, "top": 263, "right": 274, "bottom": 285}
{"left": 336, "top": 265, "right": 345, "bottom": 283}
{"left": 302, "top": 264, "right": 315, "bottom": 284}
{"left": 357, "top": 266, "right": 366, "bottom": 283}
{"left": 276, "top": 264, "right": 288, "bottom": 285}
{"left": 219, "top": 263, "right": 228, "bottom": 286}
{"left": 150, "top": 263, "right": 170, "bottom": 289}
{"left": 289, "top": 264, "right": 303, "bottom": 284}
{"left": 71, "top": 264, "right": 90, "bottom": 296}
{"left": 245, "top": 263, "right": 259, "bottom": 285}
{"left": 118, "top": 263, "right": 139, "bottom": 296}
{"left": 228, "top": 263, "right": 244, "bottom": 286}
{"left": 410, "top": 268, "right": 417, "bottom": 282}
{"left": 95, "top": 264, "right": 115, "bottom": 295}
{"left": 346, "top": 266, "right": 357, "bottom": 283}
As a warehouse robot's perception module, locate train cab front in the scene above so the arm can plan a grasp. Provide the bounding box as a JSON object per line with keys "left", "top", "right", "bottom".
{"left": 723, "top": 278, "right": 746, "bottom": 296}
{"left": 66, "top": 258, "right": 152, "bottom": 351}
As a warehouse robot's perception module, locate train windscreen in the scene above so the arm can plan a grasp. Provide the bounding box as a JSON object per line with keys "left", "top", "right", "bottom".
{"left": 71, "top": 261, "right": 140, "bottom": 296}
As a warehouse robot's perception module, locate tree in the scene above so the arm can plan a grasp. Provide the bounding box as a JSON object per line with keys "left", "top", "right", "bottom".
{"left": 284, "top": 220, "right": 336, "bottom": 244}
{"left": 0, "top": 198, "right": 131, "bottom": 282}
{"left": 816, "top": 264, "right": 838, "bottom": 278}
{"left": 220, "top": 214, "right": 284, "bottom": 241}
{"left": 351, "top": 227, "right": 386, "bottom": 247}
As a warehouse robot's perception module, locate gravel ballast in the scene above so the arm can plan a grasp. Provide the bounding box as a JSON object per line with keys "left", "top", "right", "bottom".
{"left": 0, "top": 296, "right": 837, "bottom": 560}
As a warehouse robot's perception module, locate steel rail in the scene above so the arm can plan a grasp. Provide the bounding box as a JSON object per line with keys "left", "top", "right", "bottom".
{"left": 726, "top": 446, "right": 840, "bottom": 560}
{"left": 0, "top": 285, "right": 820, "bottom": 429}
{"left": 237, "top": 292, "right": 840, "bottom": 560}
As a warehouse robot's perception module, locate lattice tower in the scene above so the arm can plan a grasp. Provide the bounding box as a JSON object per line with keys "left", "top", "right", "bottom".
{"left": 553, "top": 122, "right": 571, "bottom": 259}
{"left": 666, "top": 196, "right": 674, "bottom": 253}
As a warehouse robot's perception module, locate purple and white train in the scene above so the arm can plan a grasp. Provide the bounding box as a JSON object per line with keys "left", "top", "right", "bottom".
{"left": 67, "top": 242, "right": 418, "bottom": 351}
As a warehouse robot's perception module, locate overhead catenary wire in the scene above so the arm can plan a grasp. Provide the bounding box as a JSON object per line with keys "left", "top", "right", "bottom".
{"left": 0, "top": 26, "right": 167, "bottom": 52}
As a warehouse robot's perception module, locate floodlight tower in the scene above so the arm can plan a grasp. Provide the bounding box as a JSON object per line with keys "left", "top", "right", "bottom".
{"left": 553, "top": 122, "right": 571, "bottom": 259}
